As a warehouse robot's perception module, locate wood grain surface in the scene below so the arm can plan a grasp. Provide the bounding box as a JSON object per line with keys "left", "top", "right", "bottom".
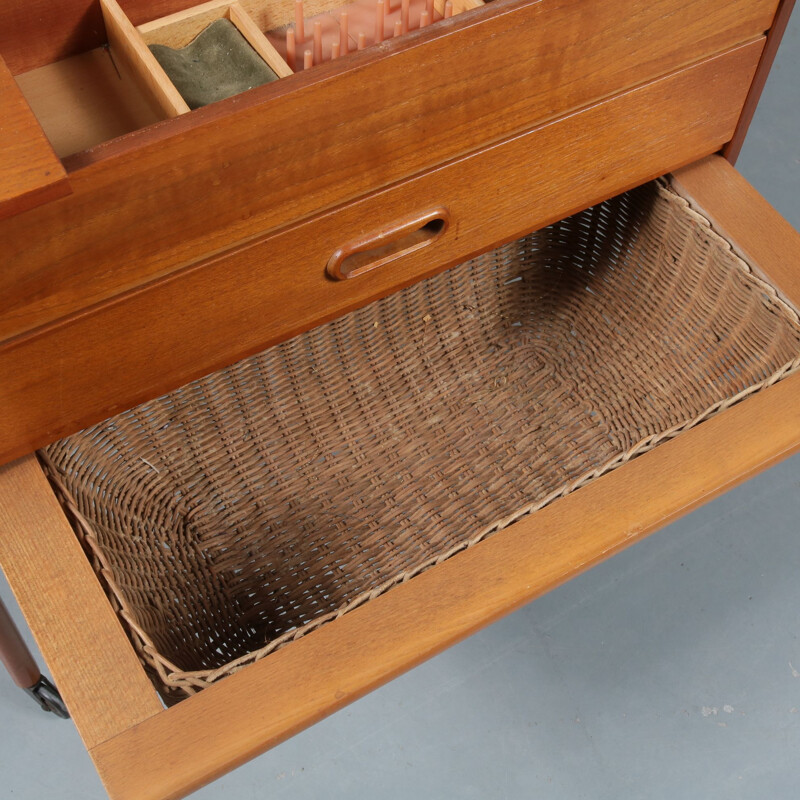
{"left": 13, "top": 47, "right": 163, "bottom": 159}
{"left": 0, "top": 0, "right": 777, "bottom": 342}
{"left": 228, "top": 4, "right": 294, "bottom": 78}
{"left": 0, "top": 41, "right": 763, "bottom": 467}
{"left": 0, "top": 56, "right": 70, "bottom": 220}
{"left": 90, "top": 362, "right": 800, "bottom": 800}
{"left": 0, "top": 456, "right": 163, "bottom": 749}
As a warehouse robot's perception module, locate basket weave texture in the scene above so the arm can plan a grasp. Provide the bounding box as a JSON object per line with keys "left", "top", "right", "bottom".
{"left": 43, "top": 181, "right": 800, "bottom": 700}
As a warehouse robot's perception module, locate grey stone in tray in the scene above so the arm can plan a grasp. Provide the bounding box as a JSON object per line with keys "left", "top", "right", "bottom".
{"left": 149, "top": 18, "right": 278, "bottom": 110}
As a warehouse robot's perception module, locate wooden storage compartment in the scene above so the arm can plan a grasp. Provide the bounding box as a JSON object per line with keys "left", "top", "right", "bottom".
{"left": 10, "top": 0, "right": 481, "bottom": 155}
{"left": 4, "top": 0, "right": 772, "bottom": 160}
{"left": 13, "top": 47, "right": 164, "bottom": 160}
{"left": 0, "top": 0, "right": 778, "bottom": 359}
{"left": 31, "top": 171, "right": 800, "bottom": 706}
{"left": 137, "top": 0, "right": 292, "bottom": 108}
{"left": 1, "top": 157, "right": 799, "bottom": 800}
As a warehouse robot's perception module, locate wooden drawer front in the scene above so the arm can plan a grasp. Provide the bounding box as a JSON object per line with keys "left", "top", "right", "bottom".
{"left": 0, "top": 0, "right": 777, "bottom": 342}
{"left": 1, "top": 155, "right": 799, "bottom": 800}
{"left": 0, "top": 40, "right": 762, "bottom": 465}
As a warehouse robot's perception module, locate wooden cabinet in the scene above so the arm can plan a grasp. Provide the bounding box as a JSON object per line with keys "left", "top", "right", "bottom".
{"left": 0, "top": 0, "right": 798, "bottom": 797}
{"left": 0, "top": 0, "right": 781, "bottom": 462}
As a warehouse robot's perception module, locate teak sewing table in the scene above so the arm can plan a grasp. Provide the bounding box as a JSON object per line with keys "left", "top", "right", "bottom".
{"left": 0, "top": 0, "right": 798, "bottom": 797}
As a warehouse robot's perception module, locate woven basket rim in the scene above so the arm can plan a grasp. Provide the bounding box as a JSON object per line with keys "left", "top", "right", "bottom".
{"left": 39, "top": 178, "right": 800, "bottom": 698}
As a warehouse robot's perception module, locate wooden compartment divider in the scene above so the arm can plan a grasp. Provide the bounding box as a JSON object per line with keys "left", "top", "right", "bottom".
{"left": 101, "top": 0, "right": 191, "bottom": 117}
{"left": 137, "top": 0, "right": 244, "bottom": 45}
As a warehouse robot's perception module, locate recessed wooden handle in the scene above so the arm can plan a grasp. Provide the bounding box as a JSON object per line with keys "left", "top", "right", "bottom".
{"left": 326, "top": 207, "right": 450, "bottom": 281}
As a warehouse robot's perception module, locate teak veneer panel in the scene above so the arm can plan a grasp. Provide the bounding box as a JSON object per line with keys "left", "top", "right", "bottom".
{"left": 90, "top": 365, "right": 800, "bottom": 800}
{"left": 0, "top": 456, "right": 163, "bottom": 749}
{"left": 0, "top": 0, "right": 778, "bottom": 342}
{"left": 0, "top": 57, "right": 71, "bottom": 219}
{"left": 0, "top": 41, "right": 763, "bottom": 466}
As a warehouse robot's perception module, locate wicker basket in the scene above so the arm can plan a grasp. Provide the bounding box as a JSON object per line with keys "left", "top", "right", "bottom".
{"left": 42, "top": 180, "right": 800, "bottom": 701}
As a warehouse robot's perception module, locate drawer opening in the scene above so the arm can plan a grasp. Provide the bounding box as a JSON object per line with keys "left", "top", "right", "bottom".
{"left": 41, "top": 179, "right": 800, "bottom": 703}
{"left": 7, "top": 0, "right": 484, "bottom": 159}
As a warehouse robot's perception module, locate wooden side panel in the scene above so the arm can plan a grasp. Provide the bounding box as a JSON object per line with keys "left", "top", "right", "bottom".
{"left": 0, "top": 42, "right": 763, "bottom": 465}
{"left": 724, "top": 0, "right": 796, "bottom": 163}
{"left": 90, "top": 366, "right": 800, "bottom": 800}
{"left": 0, "top": 0, "right": 778, "bottom": 341}
{"left": 0, "top": 56, "right": 70, "bottom": 219}
{"left": 0, "top": 456, "right": 163, "bottom": 749}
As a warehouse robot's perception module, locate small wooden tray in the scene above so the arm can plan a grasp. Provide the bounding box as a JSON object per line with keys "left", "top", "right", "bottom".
{"left": 139, "top": 0, "right": 293, "bottom": 80}
{"left": 101, "top": 0, "right": 292, "bottom": 118}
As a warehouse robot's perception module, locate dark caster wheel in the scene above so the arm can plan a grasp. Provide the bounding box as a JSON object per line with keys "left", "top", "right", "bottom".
{"left": 24, "top": 676, "right": 70, "bottom": 719}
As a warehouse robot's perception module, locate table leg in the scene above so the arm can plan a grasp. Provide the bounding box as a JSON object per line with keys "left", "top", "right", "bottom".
{"left": 0, "top": 595, "right": 69, "bottom": 717}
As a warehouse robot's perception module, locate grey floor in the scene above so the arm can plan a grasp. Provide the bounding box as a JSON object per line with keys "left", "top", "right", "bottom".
{"left": 2, "top": 18, "right": 800, "bottom": 800}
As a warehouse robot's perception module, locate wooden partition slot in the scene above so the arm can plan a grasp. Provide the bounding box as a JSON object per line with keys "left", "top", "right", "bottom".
{"left": 101, "top": 0, "right": 190, "bottom": 117}
{"left": 139, "top": 0, "right": 293, "bottom": 81}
